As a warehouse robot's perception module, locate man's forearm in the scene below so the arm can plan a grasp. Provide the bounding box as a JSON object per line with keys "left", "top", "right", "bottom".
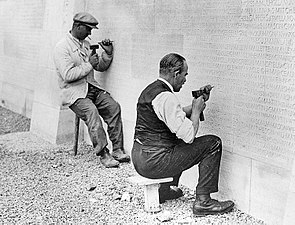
{"left": 190, "top": 113, "right": 200, "bottom": 137}
{"left": 182, "top": 105, "right": 192, "bottom": 118}
{"left": 95, "top": 52, "right": 113, "bottom": 72}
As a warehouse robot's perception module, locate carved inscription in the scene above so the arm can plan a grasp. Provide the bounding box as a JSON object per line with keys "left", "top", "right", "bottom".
{"left": 181, "top": 0, "right": 295, "bottom": 168}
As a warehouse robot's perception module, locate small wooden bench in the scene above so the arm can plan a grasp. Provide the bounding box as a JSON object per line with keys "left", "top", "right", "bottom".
{"left": 128, "top": 175, "right": 173, "bottom": 213}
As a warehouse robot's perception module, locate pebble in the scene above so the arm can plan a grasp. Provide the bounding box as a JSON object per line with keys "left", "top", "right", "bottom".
{"left": 121, "top": 192, "right": 131, "bottom": 202}
{"left": 89, "top": 197, "right": 98, "bottom": 203}
{"left": 87, "top": 186, "right": 97, "bottom": 191}
{"left": 156, "top": 210, "right": 172, "bottom": 222}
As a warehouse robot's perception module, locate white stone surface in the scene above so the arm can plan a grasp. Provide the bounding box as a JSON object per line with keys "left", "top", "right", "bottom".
{"left": 1, "top": 1, "right": 295, "bottom": 223}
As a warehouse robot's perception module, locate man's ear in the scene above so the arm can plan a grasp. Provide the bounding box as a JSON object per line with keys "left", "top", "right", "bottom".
{"left": 77, "top": 24, "right": 83, "bottom": 30}
{"left": 174, "top": 69, "right": 180, "bottom": 77}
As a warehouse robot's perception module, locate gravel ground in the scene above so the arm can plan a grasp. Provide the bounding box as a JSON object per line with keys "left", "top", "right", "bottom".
{"left": 0, "top": 106, "right": 30, "bottom": 135}
{"left": 0, "top": 106, "right": 267, "bottom": 224}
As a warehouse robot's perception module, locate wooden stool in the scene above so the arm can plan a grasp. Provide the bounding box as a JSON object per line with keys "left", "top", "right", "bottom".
{"left": 128, "top": 175, "right": 173, "bottom": 213}
{"left": 73, "top": 115, "right": 80, "bottom": 156}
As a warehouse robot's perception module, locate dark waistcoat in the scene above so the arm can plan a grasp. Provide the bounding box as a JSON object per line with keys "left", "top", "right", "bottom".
{"left": 134, "top": 80, "right": 179, "bottom": 146}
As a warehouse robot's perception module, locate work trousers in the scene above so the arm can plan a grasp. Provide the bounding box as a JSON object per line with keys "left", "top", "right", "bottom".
{"left": 131, "top": 135, "right": 222, "bottom": 195}
{"left": 69, "top": 84, "right": 124, "bottom": 154}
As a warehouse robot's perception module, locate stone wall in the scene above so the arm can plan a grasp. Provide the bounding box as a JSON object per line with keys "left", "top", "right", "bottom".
{"left": 0, "top": 0, "right": 294, "bottom": 224}
{"left": 80, "top": 2, "right": 295, "bottom": 223}
{"left": 0, "top": 0, "right": 46, "bottom": 117}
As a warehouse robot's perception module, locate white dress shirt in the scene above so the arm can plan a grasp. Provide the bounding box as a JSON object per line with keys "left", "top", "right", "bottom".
{"left": 152, "top": 78, "right": 195, "bottom": 143}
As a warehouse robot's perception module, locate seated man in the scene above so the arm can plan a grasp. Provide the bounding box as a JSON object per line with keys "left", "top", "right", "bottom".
{"left": 53, "top": 12, "right": 130, "bottom": 168}
{"left": 131, "top": 53, "right": 234, "bottom": 216}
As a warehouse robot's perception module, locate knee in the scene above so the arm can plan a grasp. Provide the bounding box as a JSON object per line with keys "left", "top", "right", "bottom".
{"left": 110, "top": 101, "right": 121, "bottom": 115}
{"left": 213, "top": 135, "right": 222, "bottom": 146}
{"left": 85, "top": 107, "right": 100, "bottom": 124}
{"left": 209, "top": 135, "right": 222, "bottom": 153}
{"left": 88, "top": 106, "right": 99, "bottom": 117}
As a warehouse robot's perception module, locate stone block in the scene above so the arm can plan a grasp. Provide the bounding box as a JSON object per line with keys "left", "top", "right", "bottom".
{"left": 250, "top": 161, "right": 292, "bottom": 225}
{"left": 180, "top": 165, "right": 199, "bottom": 190}
{"left": 1, "top": 82, "right": 25, "bottom": 113}
{"left": 0, "top": 67, "right": 3, "bottom": 83}
{"left": 30, "top": 102, "right": 59, "bottom": 143}
{"left": 289, "top": 162, "right": 295, "bottom": 193}
{"left": 180, "top": 150, "right": 251, "bottom": 213}
{"left": 213, "top": 151, "right": 251, "bottom": 213}
{"left": 55, "top": 107, "right": 76, "bottom": 144}
{"left": 30, "top": 102, "right": 75, "bottom": 144}
{"left": 24, "top": 90, "right": 34, "bottom": 118}
{"left": 1, "top": 82, "right": 33, "bottom": 117}
{"left": 0, "top": 81, "right": 2, "bottom": 103}
{"left": 33, "top": 69, "right": 61, "bottom": 108}
{"left": 283, "top": 186, "right": 295, "bottom": 225}
{"left": 292, "top": 160, "right": 295, "bottom": 176}
{"left": 122, "top": 119, "right": 135, "bottom": 155}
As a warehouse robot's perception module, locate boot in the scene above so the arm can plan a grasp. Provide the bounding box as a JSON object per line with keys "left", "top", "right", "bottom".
{"left": 159, "top": 186, "right": 184, "bottom": 204}
{"left": 99, "top": 148, "right": 119, "bottom": 168}
{"left": 112, "top": 149, "right": 130, "bottom": 162}
{"left": 193, "top": 195, "right": 234, "bottom": 217}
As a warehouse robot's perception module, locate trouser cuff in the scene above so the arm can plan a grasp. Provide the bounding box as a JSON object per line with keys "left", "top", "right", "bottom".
{"left": 95, "top": 145, "right": 108, "bottom": 156}
{"left": 196, "top": 186, "right": 218, "bottom": 195}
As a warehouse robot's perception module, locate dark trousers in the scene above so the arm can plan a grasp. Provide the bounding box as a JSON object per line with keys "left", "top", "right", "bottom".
{"left": 69, "top": 84, "right": 124, "bottom": 154}
{"left": 131, "top": 135, "right": 222, "bottom": 195}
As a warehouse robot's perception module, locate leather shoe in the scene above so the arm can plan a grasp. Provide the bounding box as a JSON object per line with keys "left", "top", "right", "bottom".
{"left": 193, "top": 198, "right": 234, "bottom": 217}
{"left": 112, "top": 149, "right": 130, "bottom": 162}
{"left": 159, "top": 186, "right": 184, "bottom": 203}
{"left": 99, "top": 148, "right": 119, "bottom": 168}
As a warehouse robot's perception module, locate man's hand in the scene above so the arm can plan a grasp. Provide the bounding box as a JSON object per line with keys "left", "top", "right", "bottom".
{"left": 89, "top": 53, "right": 99, "bottom": 68}
{"left": 99, "top": 38, "right": 113, "bottom": 55}
{"left": 189, "top": 96, "right": 206, "bottom": 135}
{"left": 199, "top": 84, "right": 213, "bottom": 102}
{"left": 192, "top": 96, "right": 206, "bottom": 116}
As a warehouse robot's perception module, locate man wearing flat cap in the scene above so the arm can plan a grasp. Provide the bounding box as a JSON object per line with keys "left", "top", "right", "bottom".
{"left": 54, "top": 12, "right": 130, "bottom": 168}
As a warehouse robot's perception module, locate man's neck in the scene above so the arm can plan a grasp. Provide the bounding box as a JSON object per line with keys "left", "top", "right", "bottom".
{"left": 69, "top": 31, "right": 83, "bottom": 48}
{"left": 70, "top": 30, "right": 83, "bottom": 42}
{"left": 158, "top": 77, "right": 174, "bottom": 92}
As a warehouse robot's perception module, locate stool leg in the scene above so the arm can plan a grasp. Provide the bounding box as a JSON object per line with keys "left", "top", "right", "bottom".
{"left": 73, "top": 115, "right": 80, "bottom": 156}
{"left": 144, "top": 183, "right": 161, "bottom": 213}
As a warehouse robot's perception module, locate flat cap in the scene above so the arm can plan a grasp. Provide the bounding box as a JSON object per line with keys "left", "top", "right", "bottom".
{"left": 73, "top": 12, "right": 98, "bottom": 29}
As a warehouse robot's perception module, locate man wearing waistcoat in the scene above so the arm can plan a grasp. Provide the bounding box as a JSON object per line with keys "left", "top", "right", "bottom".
{"left": 54, "top": 12, "right": 130, "bottom": 168}
{"left": 131, "top": 53, "right": 234, "bottom": 216}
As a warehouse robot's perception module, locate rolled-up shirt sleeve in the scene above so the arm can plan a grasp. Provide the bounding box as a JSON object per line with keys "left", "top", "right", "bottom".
{"left": 152, "top": 92, "right": 195, "bottom": 143}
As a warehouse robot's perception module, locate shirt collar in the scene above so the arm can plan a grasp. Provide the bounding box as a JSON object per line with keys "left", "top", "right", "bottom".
{"left": 66, "top": 33, "right": 90, "bottom": 53}
{"left": 158, "top": 78, "right": 174, "bottom": 92}
{"left": 73, "top": 35, "right": 83, "bottom": 46}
